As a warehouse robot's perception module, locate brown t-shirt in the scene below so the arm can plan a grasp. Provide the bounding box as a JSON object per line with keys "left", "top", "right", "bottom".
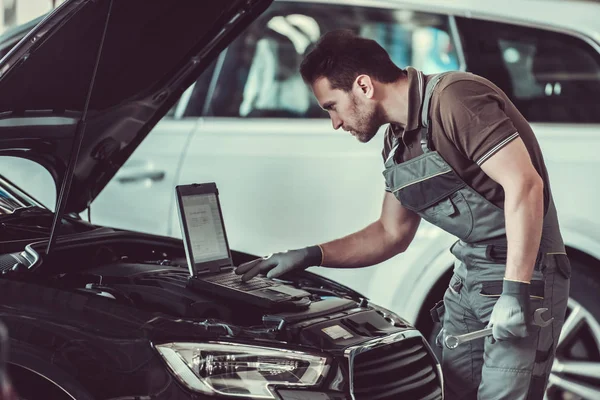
{"left": 383, "top": 68, "right": 550, "bottom": 211}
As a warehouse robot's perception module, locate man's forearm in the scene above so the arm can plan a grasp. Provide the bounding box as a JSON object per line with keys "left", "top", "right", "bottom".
{"left": 504, "top": 179, "right": 544, "bottom": 282}
{"left": 319, "top": 219, "right": 410, "bottom": 269}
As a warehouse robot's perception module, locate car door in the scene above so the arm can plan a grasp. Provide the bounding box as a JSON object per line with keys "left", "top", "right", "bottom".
{"left": 454, "top": 17, "right": 600, "bottom": 235}
{"left": 173, "top": 1, "right": 462, "bottom": 292}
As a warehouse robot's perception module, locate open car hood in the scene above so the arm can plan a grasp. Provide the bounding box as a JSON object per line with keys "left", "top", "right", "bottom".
{"left": 0, "top": 0, "right": 272, "bottom": 213}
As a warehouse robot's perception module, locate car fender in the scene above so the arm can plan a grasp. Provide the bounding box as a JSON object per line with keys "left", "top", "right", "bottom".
{"left": 8, "top": 341, "right": 94, "bottom": 400}
{"left": 386, "top": 239, "right": 456, "bottom": 325}
{"left": 364, "top": 225, "right": 456, "bottom": 323}
{"left": 560, "top": 218, "right": 600, "bottom": 261}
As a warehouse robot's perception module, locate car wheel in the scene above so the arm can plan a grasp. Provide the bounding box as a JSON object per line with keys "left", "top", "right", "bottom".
{"left": 546, "top": 259, "right": 600, "bottom": 400}
{"left": 427, "top": 258, "right": 600, "bottom": 399}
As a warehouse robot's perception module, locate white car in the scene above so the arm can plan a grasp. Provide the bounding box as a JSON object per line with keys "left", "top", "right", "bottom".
{"left": 3, "top": 0, "right": 599, "bottom": 398}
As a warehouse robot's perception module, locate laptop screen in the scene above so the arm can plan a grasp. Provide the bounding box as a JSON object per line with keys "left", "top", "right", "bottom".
{"left": 180, "top": 192, "right": 229, "bottom": 264}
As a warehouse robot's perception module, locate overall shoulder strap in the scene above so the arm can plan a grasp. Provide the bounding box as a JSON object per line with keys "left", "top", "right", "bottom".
{"left": 420, "top": 72, "right": 451, "bottom": 153}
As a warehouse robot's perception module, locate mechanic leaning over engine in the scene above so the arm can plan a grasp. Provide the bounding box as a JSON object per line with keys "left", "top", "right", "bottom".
{"left": 235, "top": 30, "right": 570, "bottom": 400}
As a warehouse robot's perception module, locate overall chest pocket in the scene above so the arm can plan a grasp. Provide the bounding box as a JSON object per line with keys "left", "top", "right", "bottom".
{"left": 389, "top": 167, "right": 475, "bottom": 241}
{"left": 418, "top": 191, "right": 474, "bottom": 241}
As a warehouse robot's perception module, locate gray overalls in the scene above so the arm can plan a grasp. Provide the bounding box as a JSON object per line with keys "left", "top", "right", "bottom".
{"left": 382, "top": 72, "right": 571, "bottom": 399}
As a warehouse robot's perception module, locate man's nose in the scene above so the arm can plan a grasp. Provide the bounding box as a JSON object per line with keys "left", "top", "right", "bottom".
{"left": 331, "top": 115, "right": 343, "bottom": 130}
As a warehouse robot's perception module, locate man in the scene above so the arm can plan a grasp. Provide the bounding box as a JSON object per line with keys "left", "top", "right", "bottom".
{"left": 0, "top": 322, "right": 16, "bottom": 400}
{"left": 235, "top": 30, "right": 570, "bottom": 399}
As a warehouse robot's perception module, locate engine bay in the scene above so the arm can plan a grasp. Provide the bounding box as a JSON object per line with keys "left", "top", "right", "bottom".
{"left": 0, "top": 230, "right": 412, "bottom": 349}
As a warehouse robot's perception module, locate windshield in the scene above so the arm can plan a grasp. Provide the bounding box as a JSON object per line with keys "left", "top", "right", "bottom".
{"left": 0, "top": 153, "right": 55, "bottom": 214}
{"left": 0, "top": 167, "right": 49, "bottom": 215}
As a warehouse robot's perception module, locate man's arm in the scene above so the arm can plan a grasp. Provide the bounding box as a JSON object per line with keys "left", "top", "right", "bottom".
{"left": 479, "top": 137, "right": 544, "bottom": 282}
{"left": 235, "top": 192, "right": 421, "bottom": 281}
{"left": 319, "top": 192, "right": 421, "bottom": 268}
{"left": 438, "top": 80, "right": 543, "bottom": 282}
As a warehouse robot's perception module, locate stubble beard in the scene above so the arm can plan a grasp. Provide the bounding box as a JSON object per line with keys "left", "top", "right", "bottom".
{"left": 349, "top": 95, "right": 386, "bottom": 143}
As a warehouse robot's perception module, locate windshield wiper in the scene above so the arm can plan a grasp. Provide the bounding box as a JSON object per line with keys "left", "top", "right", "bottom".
{"left": 1, "top": 222, "right": 50, "bottom": 235}
{"left": 10, "top": 206, "right": 49, "bottom": 215}
{"left": 0, "top": 206, "right": 76, "bottom": 226}
{"left": 0, "top": 206, "right": 51, "bottom": 220}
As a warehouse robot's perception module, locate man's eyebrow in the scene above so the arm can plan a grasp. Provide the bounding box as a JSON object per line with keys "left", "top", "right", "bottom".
{"left": 321, "top": 101, "right": 335, "bottom": 111}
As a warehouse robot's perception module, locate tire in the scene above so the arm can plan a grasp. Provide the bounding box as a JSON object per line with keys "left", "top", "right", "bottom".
{"left": 546, "top": 258, "right": 600, "bottom": 400}
{"left": 426, "top": 258, "right": 600, "bottom": 399}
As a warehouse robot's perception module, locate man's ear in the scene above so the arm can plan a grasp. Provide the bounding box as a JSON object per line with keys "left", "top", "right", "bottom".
{"left": 354, "top": 75, "right": 374, "bottom": 99}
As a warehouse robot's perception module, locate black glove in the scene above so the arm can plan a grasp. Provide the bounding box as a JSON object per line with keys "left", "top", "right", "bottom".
{"left": 235, "top": 246, "right": 322, "bottom": 282}
{"left": 488, "top": 279, "right": 532, "bottom": 341}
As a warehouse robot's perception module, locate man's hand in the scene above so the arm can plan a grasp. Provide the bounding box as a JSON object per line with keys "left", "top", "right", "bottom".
{"left": 235, "top": 246, "right": 322, "bottom": 282}
{"left": 488, "top": 279, "right": 532, "bottom": 341}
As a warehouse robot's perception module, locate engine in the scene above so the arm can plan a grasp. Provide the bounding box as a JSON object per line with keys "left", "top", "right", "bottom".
{"left": 0, "top": 230, "right": 444, "bottom": 399}
{"left": 0, "top": 231, "right": 409, "bottom": 340}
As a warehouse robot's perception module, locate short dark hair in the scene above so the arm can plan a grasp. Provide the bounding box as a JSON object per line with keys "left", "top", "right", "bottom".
{"left": 300, "top": 30, "right": 405, "bottom": 92}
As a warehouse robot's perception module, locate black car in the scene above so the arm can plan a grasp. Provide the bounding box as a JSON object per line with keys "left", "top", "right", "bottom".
{"left": 0, "top": 1, "right": 443, "bottom": 399}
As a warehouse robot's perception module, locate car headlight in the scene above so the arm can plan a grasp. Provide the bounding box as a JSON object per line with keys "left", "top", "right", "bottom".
{"left": 155, "top": 342, "right": 329, "bottom": 399}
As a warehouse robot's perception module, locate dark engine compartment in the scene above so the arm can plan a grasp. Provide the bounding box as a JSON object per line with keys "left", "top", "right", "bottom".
{"left": 0, "top": 230, "right": 411, "bottom": 348}
{"left": 0, "top": 230, "right": 445, "bottom": 400}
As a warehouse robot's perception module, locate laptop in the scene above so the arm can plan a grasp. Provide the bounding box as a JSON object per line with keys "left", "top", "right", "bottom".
{"left": 176, "top": 183, "right": 312, "bottom": 311}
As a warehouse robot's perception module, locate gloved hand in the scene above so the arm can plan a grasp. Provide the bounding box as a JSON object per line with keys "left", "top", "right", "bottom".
{"left": 488, "top": 279, "right": 532, "bottom": 341}
{"left": 235, "top": 246, "right": 322, "bottom": 282}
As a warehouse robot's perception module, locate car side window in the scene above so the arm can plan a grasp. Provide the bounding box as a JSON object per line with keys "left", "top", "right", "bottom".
{"left": 186, "top": 3, "right": 459, "bottom": 119}
{"left": 456, "top": 18, "right": 600, "bottom": 123}
{"left": 0, "top": 157, "right": 56, "bottom": 211}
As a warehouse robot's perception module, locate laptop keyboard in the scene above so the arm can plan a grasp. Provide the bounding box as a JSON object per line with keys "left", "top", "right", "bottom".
{"left": 204, "top": 271, "right": 275, "bottom": 291}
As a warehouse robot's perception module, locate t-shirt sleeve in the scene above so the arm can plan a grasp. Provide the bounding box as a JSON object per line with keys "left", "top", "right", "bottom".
{"left": 438, "top": 80, "right": 519, "bottom": 166}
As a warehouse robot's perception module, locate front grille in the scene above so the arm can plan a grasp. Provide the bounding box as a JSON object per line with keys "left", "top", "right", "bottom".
{"left": 348, "top": 331, "right": 443, "bottom": 400}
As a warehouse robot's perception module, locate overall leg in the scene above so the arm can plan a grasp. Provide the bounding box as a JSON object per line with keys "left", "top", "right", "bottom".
{"left": 475, "top": 253, "right": 570, "bottom": 399}
{"left": 441, "top": 262, "right": 488, "bottom": 400}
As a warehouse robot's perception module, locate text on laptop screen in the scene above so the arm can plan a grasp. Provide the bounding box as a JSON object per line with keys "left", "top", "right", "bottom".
{"left": 181, "top": 193, "right": 229, "bottom": 264}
